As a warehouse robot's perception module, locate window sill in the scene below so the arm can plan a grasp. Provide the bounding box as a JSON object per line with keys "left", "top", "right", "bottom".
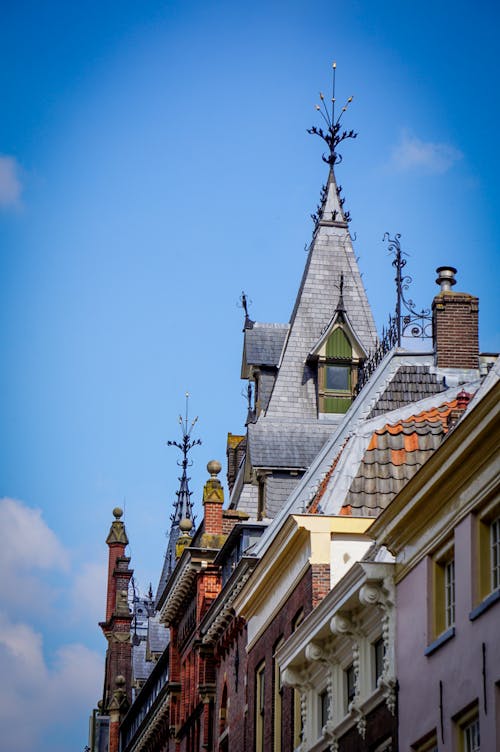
{"left": 425, "top": 626, "right": 455, "bottom": 656}
{"left": 469, "top": 588, "right": 500, "bottom": 621}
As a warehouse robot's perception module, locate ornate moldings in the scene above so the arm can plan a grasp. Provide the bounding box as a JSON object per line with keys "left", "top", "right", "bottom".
{"left": 359, "top": 576, "right": 397, "bottom": 715}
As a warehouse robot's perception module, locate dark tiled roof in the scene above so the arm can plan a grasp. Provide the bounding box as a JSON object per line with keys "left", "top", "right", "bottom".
{"left": 244, "top": 323, "right": 289, "bottom": 367}
{"left": 266, "top": 473, "right": 302, "bottom": 517}
{"left": 248, "top": 421, "right": 333, "bottom": 469}
{"left": 132, "top": 641, "right": 150, "bottom": 682}
{"left": 368, "top": 366, "right": 446, "bottom": 418}
{"left": 257, "top": 370, "right": 276, "bottom": 412}
{"left": 342, "top": 399, "right": 464, "bottom": 516}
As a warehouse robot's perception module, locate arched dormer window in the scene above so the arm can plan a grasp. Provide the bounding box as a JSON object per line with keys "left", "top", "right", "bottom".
{"left": 309, "top": 318, "right": 366, "bottom": 416}
{"left": 321, "top": 328, "right": 353, "bottom": 413}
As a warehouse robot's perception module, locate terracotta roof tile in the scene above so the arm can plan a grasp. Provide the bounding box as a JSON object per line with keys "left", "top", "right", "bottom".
{"left": 342, "top": 396, "right": 473, "bottom": 516}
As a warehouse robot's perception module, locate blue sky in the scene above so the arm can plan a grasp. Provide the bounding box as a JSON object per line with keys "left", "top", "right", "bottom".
{"left": 1, "top": 1, "right": 499, "bottom": 749}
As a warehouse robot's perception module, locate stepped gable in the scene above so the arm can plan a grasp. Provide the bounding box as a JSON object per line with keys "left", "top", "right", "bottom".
{"left": 264, "top": 168, "right": 377, "bottom": 421}
{"left": 367, "top": 365, "right": 446, "bottom": 417}
{"left": 342, "top": 396, "right": 472, "bottom": 516}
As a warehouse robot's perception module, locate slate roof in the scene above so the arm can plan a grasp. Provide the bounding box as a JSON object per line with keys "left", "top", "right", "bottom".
{"left": 342, "top": 398, "right": 469, "bottom": 516}
{"left": 266, "top": 474, "right": 303, "bottom": 518}
{"left": 148, "top": 615, "right": 169, "bottom": 654}
{"left": 248, "top": 420, "right": 334, "bottom": 469}
{"left": 367, "top": 365, "right": 446, "bottom": 417}
{"left": 264, "top": 169, "right": 378, "bottom": 420}
{"left": 244, "top": 323, "right": 289, "bottom": 368}
{"left": 132, "top": 641, "right": 150, "bottom": 682}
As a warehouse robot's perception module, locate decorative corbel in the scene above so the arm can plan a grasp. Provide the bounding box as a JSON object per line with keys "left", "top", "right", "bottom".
{"left": 330, "top": 613, "right": 366, "bottom": 738}
{"left": 281, "top": 667, "right": 313, "bottom": 752}
{"left": 359, "top": 577, "right": 396, "bottom": 715}
{"left": 305, "top": 640, "right": 337, "bottom": 734}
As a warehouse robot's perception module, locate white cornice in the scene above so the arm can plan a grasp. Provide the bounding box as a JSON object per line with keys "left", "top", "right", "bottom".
{"left": 277, "top": 561, "right": 394, "bottom": 671}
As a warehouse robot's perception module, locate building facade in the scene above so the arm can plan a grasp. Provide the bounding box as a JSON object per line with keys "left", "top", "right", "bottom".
{"left": 89, "top": 90, "right": 498, "bottom": 752}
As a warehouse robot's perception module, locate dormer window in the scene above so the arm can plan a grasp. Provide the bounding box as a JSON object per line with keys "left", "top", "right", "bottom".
{"left": 309, "top": 320, "right": 366, "bottom": 416}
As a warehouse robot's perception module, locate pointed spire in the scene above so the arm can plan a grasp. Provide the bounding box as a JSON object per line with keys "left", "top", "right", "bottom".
{"left": 155, "top": 394, "right": 201, "bottom": 603}
{"left": 262, "top": 67, "right": 377, "bottom": 419}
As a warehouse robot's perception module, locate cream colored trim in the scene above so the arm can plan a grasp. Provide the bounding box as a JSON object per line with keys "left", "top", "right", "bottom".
{"left": 234, "top": 515, "right": 373, "bottom": 650}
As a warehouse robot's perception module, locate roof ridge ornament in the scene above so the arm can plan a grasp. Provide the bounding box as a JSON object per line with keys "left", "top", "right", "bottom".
{"left": 239, "top": 291, "right": 254, "bottom": 330}
{"left": 353, "top": 234, "right": 433, "bottom": 398}
{"left": 156, "top": 393, "right": 201, "bottom": 599}
{"left": 307, "top": 62, "right": 357, "bottom": 167}
{"left": 384, "top": 232, "right": 432, "bottom": 344}
{"left": 335, "top": 272, "right": 346, "bottom": 313}
{"left": 166, "top": 392, "right": 201, "bottom": 526}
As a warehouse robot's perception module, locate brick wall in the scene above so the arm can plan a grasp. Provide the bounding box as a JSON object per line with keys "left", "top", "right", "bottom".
{"left": 432, "top": 292, "right": 479, "bottom": 369}
{"left": 338, "top": 701, "right": 397, "bottom": 752}
{"left": 105, "top": 544, "right": 125, "bottom": 622}
{"left": 214, "top": 622, "right": 248, "bottom": 752}
{"left": 203, "top": 500, "right": 224, "bottom": 535}
{"left": 246, "top": 564, "right": 327, "bottom": 752}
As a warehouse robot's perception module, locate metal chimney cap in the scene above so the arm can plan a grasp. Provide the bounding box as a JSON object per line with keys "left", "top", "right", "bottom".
{"left": 435, "top": 266, "right": 457, "bottom": 292}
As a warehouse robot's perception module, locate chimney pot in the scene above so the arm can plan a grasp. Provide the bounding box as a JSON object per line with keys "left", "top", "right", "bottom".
{"left": 435, "top": 266, "right": 457, "bottom": 292}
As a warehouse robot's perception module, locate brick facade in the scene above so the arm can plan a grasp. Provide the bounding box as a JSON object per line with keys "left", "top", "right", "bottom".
{"left": 246, "top": 564, "right": 329, "bottom": 752}
{"left": 213, "top": 621, "right": 248, "bottom": 752}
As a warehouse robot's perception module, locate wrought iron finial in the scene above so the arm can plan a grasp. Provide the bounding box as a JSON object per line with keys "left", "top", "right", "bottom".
{"left": 353, "top": 234, "right": 433, "bottom": 399}
{"left": 335, "top": 272, "right": 345, "bottom": 312}
{"left": 167, "top": 392, "right": 202, "bottom": 474}
{"left": 307, "top": 62, "right": 357, "bottom": 166}
{"left": 383, "top": 232, "right": 432, "bottom": 344}
{"left": 239, "top": 291, "right": 254, "bottom": 330}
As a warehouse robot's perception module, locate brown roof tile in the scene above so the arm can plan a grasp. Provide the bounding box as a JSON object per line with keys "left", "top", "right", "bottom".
{"left": 342, "top": 397, "right": 472, "bottom": 516}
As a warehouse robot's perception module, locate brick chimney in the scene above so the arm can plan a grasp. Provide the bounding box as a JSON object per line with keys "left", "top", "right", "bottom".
{"left": 202, "top": 460, "right": 224, "bottom": 535}
{"left": 432, "top": 266, "right": 479, "bottom": 369}
{"left": 99, "top": 507, "right": 133, "bottom": 727}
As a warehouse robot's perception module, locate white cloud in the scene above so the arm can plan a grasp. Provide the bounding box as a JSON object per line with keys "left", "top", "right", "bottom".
{"left": 390, "top": 132, "right": 462, "bottom": 174}
{"left": 0, "top": 154, "right": 23, "bottom": 208}
{"left": 71, "top": 560, "right": 107, "bottom": 626}
{"left": 0, "top": 497, "right": 69, "bottom": 571}
{"left": 0, "top": 498, "right": 70, "bottom": 614}
{"left": 0, "top": 613, "right": 102, "bottom": 752}
{"left": 0, "top": 499, "right": 106, "bottom": 750}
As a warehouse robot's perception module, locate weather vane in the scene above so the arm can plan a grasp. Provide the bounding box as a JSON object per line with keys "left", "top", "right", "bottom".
{"left": 167, "top": 392, "right": 202, "bottom": 471}
{"left": 307, "top": 62, "right": 357, "bottom": 166}
{"left": 239, "top": 291, "right": 254, "bottom": 330}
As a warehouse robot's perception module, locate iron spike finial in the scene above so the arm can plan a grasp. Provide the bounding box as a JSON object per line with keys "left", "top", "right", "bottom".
{"left": 239, "top": 291, "right": 254, "bottom": 330}
{"left": 308, "top": 63, "right": 357, "bottom": 167}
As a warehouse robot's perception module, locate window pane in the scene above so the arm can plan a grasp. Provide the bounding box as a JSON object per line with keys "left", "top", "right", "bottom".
{"left": 491, "top": 518, "right": 500, "bottom": 591}
{"left": 464, "top": 717, "right": 480, "bottom": 752}
{"left": 374, "top": 637, "right": 385, "bottom": 687}
{"left": 445, "top": 559, "right": 455, "bottom": 628}
{"left": 319, "top": 689, "right": 329, "bottom": 730}
{"left": 345, "top": 664, "right": 355, "bottom": 713}
{"left": 326, "top": 366, "right": 350, "bottom": 391}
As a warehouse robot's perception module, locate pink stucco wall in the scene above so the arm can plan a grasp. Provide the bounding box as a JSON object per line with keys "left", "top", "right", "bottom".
{"left": 397, "top": 514, "right": 500, "bottom": 750}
